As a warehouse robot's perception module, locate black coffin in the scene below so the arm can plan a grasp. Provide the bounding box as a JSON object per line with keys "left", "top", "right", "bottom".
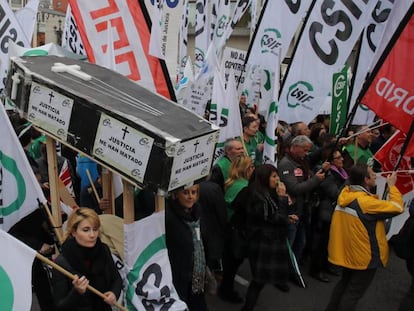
{"left": 5, "top": 56, "right": 219, "bottom": 191}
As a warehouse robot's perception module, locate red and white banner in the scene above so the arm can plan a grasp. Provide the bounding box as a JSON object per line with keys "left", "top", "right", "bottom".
{"left": 279, "top": 0, "right": 377, "bottom": 124}
{"left": 352, "top": 0, "right": 413, "bottom": 125}
{"left": 361, "top": 12, "right": 414, "bottom": 135}
{"left": 68, "top": 0, "right": 173, "bottom": 99}
{"left": 374, "top": 130, "right": 414, "bottom": 195}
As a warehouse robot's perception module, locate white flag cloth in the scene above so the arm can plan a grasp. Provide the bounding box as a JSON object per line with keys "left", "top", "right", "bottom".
{"left": 14, "top": 0, "right": 39, "bottom": 44}
{"left": 0, "top": 104, "right": 47, "bottom": 232}
{"left": 149, "top": 0, "right": 165, "bottom": 59}
{"left": 194, "top": 0, "right": 209, "bottom": 74}
{"left": 177, "top": 0, "right": 190, "bottom": 84}
{"left": 351, "top": 0, "right": 413, "bottom": 125}
{"left": 0, "top": 229, "right": 36, "bottom": 311}
{"left": 0, "top": 0, "right": 31, "bottom": 93}
{"left": 247, "top": 0, "right": 313, "bottom": 68}
{"left": 62, "top": 5, "right": 87, "bottom": 56}
{"left": 125, "top": 211, "right": 187, "bottom": 310}
{"left": 279, "top": 0, "right": 378, "bottom": 124}
{"left": 210, "top": 69, "right": 243, "bottom": 161}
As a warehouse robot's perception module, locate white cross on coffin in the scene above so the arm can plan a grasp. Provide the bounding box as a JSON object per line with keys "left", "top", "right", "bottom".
{"left": 11, "top": 72, "right": 21, "bottom": 100}
{"left": 51, "top": 63, "right": 92, "bottom": 81}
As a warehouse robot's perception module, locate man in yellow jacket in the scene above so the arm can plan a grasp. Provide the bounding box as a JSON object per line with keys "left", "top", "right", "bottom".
{"left": 325, "top": 164, "right": 403, "bottom": 311}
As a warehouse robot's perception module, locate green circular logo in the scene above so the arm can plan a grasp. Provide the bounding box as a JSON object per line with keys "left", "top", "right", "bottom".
{"left": 287, "top": 81, "right": 314, "bottom": 108}
{"left": 0, "top": 266, "right": 14, "bottom": 311}
{"left": 260, "top": 28, "right": 282, "bottom": 55}
{"left": 0, "top": 151, "right": 26, "bottom": 216}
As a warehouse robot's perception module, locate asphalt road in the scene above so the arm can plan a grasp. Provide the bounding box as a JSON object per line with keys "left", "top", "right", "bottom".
{"left": 31, "top": 250, "right": 410, "bottom": 311}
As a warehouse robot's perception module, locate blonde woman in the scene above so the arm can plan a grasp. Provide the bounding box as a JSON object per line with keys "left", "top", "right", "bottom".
{"left": 52, "top": 208, "right": 122, "bottom": 311}
{"left": 219, "top": 155, "right": 254, "bottom": 303}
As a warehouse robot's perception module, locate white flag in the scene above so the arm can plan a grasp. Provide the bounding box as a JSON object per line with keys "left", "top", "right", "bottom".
{"left": 0, "top": 104, "right": 47, "bottom": 232}
{"left": 0, "top": 229, "right": 36, "bottom": 311}
{"left": 247, "top": 0, "right": 313, "bottom": 68}
{"left": 149, "top": 0, "right": 166, "bottom": 59}
{"left": 279, "top": 0, "right": 378, "bottom": 124}
{"left": 14, "top": 0, "right": 39, "bottom": 44}
{"left": 125, "top": 211, "right": 187, "bottom": 310}
{"left": 194, "top": 0, "right": 209, "bottom": 74}
{"left": 0, "top": 0, "right": 31, "bottom": 93}
{"left": 210, "top": 69, "right": 243, "bottom": 161}
{"left": 177, "top": 0, "right": 190, "bottom": 85}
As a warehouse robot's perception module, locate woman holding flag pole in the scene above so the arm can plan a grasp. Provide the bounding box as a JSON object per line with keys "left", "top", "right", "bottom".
{"left": 51, "top": 208, "right": 123, "bottom": 311}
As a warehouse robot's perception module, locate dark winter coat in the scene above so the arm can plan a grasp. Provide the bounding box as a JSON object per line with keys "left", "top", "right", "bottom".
{"left": 165, "top": 200, "right": 206, "bottom": 307}
{"left": 246, "top": 191, "right": 290, "bottom": 283}
{"left": 52, "top": 238, "right": 122, "bottom": 311}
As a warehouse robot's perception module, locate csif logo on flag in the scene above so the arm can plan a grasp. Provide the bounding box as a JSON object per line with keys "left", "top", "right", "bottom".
{"left": 333, "top": 74, "right": 346, "bottom": 98}
{"left": 358, "top": 103, "right": 369, "bottom": 111}
{"left": 194, "top": 47, "right": 205, "bottom": 69}
{"left": 216, "top": 14, "right": 229, "bottom": 38}
{"left": 0, "top": 152, "right": 26, "bottom": 218}
{"left": 260, "top": 28, "right": 282, "bottom": 55}
{"left": 287, "top": 81, "right": 314, "bottom": 108}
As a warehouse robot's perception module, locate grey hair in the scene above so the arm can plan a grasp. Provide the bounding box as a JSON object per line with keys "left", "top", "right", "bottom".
{"left": 224, "top": 138, "right": 240, "bottom": 152}
{"left": 291, "top": 135, "right": 313, "bottom": 147}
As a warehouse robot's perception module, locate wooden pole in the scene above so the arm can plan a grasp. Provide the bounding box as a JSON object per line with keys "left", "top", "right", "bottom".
{"left": 86, "top": 169, "right": 101, "bottom": 204}
{"left": 41, "top": 202, "right": 64, "bottom": 246}
{"left": 155, "top": 189, "right": 166, "bottom": 212}
{"left": 122, "top": 179, "right": 135, "bottom": 224}
{"left": 35, "top": 252, "right": 127, "bottom": 311}
{"left": 101, "top": 168, "right": 114, "bottom": 214}
{"left": 45, "top": 136, "right": 62, "bottom": 239}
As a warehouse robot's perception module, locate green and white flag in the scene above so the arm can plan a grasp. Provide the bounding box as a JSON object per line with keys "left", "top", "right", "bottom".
{"left": 210, "top": 69, "right": 243, "bottom": 161}
{"left": 0, "top": 103, "right": 47, "bottom": 232}
{"left": 0, "top": 229, "right": 36, "bottom": 311}
{"left": 125, "top": 211, "right": 187, "bottom": 311}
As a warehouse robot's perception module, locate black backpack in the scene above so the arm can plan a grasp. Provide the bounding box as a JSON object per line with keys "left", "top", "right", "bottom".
{"left": 389, "top": 216, "right": 414, "bottom": 259}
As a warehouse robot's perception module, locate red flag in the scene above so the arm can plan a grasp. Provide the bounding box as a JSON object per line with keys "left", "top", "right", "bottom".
{"left": 68, "top": 0, "right": 175, "bottom": 100}
{"left": 374, "top": 130, "right": 414, "bottom": 195}
{"left": 361, "top": 13, "right": 414, "bottom": 134}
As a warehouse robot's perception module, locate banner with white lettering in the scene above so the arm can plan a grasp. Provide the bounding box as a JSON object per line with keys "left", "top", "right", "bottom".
{"left": 68, "top": 0, "right": 174, "bottom": 99}
{"left": 352, "top": 0, "right": 413, "bottom": 125}
{"left": 279, "top": 0, "right": 377, "bottom": 124}
{"left": 360, "top": 11, "right": 414, "bottom": 135}
{"left": 0, "top": 0, "right": 31, "bottom": 93}
{"left": 125, "top": 211, "right": 188, "bottom": 310}
{"left": 247, "top": 0, "right": 313, "bottom": 69}
{"left": 330, "top": 67, "right": 348, "bottom": 137}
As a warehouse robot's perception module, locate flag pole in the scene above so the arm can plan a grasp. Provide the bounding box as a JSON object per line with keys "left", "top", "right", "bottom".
{"left": 35, "top": 252, "right": 127, "bottom": 311}
{"left": 40, "top": 201, "right": 64, "bottom": 246}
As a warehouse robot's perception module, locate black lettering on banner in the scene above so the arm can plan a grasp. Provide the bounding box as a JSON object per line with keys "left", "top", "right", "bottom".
{"left": 229, "top": 0, "right": 250, "bottom": 30}
{"left": 366, "top": 0, "right": 393, "bottom": 52}
{"left": 195, "top": 0, "right": 206, "bottom": 37}
{"left": 309, "top": 0, "right": 370, "bottom": 65}
{"left": 135, "top": 263, "right": 175, "bottom": 310}
{"left": 0, "top": 6, "right": 24, "bottom": 54}
{"left": 285, "top": 0, "right": 301, "bottom": 14}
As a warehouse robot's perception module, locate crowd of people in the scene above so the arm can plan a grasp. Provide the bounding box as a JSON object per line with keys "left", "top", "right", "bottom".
{"left": 5, "top": 105, "right": 414, "bottom": 311}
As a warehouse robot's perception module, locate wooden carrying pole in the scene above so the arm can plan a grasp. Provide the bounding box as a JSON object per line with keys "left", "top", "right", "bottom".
{"left": 45, "top": 136, "right": 63, "bottom": 240}
{"left": 41, "top": 202, "right": 64, "bottom": 246}
{"left": 36, "top": 252, "right": 127, "bottom": 311}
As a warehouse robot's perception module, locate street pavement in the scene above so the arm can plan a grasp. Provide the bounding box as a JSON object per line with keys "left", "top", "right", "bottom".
{"left": 31, "top": 250, "right": 410, "bottom": 311}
